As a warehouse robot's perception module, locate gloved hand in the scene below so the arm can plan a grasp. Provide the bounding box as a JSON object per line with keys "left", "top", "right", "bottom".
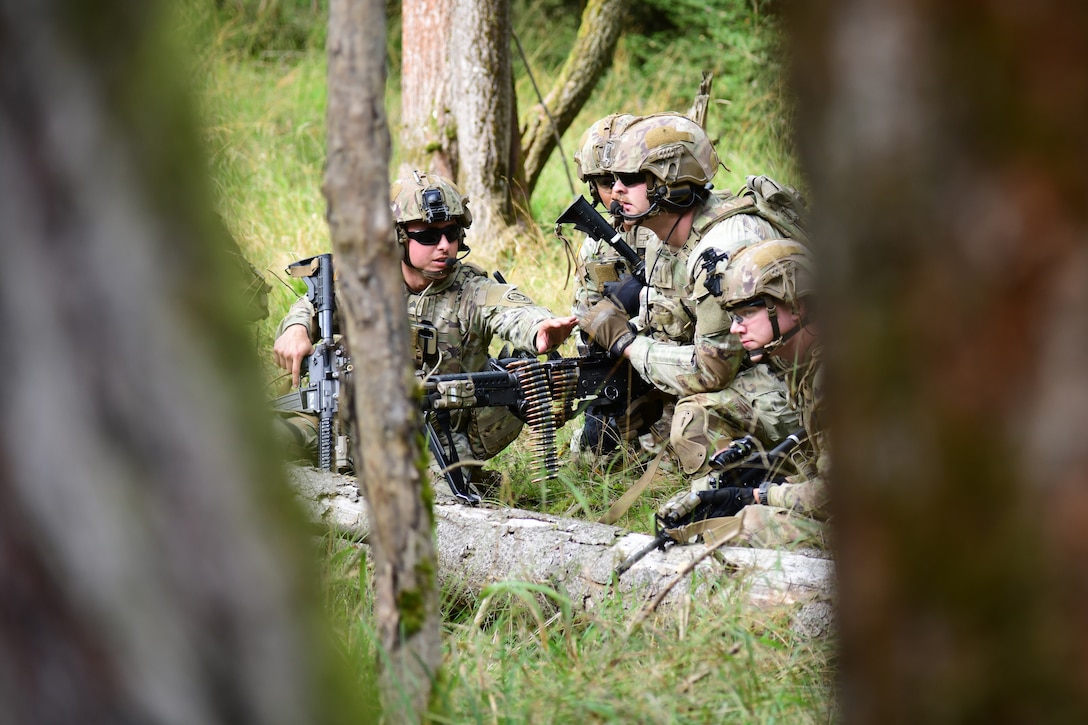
{"left": 703, "top": 486, "right": 756, "bottom": 518}
{"left": 578, "top": 298, "right": 637, "bottom": 358}
{"left": 603, "top": 273, "right": 644, "bottom": 317}
{"left": 611, "top": 391, "right": 665, "bottom": 440}
{"left": 657, "top": 490, "right": 702, "bottom": 527}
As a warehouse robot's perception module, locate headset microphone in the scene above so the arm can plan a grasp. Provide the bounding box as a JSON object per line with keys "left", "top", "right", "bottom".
{"left": 611, "top": 197, "right": 659, "bottom": 222}
{"left": 443, "top": 257, "right": 457, "bottom": 267}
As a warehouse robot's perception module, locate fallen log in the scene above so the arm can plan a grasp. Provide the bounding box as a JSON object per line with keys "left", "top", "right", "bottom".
{"left": 288, "top": 465, "right": 835, "bottom": 635}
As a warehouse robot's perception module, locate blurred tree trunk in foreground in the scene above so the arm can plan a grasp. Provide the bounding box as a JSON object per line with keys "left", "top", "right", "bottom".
{"left": 790, "top": 0, "right": 1088, "bottom": 721}
{"left": 327, "top": 0, "right": 440, "bottom": 720}
{"left": 0, "top": 1, "right": 370, "bottom": 723}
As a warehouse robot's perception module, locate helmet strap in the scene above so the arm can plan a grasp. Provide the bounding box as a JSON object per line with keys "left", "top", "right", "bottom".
{"left": 756, "top": 302, "right": 805, "bottom": 356}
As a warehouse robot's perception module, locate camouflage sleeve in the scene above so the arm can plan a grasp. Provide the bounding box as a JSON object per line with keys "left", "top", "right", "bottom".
{"left": 764, "top": 475, "right": 828, "bottom": 519}
{"left": 624, "top": 326, "right": 743, "bottom": 397}
{"left": 275, "top": 295, "right": 316, "bottom": 340}
{"left": 464, "top": 275, "right": 556, "bottom": 354}
{"left": 623, "top": 274, "right": 745, "bottom": 398}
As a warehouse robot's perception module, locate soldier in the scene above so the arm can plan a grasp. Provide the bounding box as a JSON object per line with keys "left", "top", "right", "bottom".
{"left": 660, "top": 238, "right": 827, "bottom": 548}
{"left": 577, "top": 112, "right": 800, "bottom": 475}
{"left": 567, "top": 113, "right": 665, "bottom": 461}
{"left": 273, "top": 171, "right": 576, "bottom": 490}
{"left": 570, "top": 113, "right": 646, "bottom": 324}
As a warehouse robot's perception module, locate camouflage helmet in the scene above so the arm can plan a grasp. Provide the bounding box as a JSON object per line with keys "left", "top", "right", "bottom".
{"left": 604, "top": 112, "right": 719, "bottom": 189}
{"left": 390, "top": 171, "right": 473, "bottom": 230}
{"left": 721, "top": 239, "right": 814, "bottom": 310}
{"left": 573, "top": 113, "right": 638, "bottom": 182}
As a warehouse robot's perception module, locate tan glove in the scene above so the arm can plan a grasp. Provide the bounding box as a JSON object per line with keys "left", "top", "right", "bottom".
{"left": 578, "top": 297, "right": 637, "bottom": 358}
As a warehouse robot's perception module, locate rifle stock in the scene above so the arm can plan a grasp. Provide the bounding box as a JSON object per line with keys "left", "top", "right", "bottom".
{"left": 556, "top": 196, "right": 645, "bottom": 285}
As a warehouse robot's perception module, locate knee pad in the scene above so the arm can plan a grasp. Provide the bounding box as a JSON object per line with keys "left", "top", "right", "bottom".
{"left": 670, "top": 402, "right": 711, "bottom": 475}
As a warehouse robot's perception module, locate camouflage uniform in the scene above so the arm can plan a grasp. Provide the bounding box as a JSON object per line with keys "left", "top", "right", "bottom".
{"left": 597, "top": 114, "right": 800, "bottom": 467}
{"left": 726, "top": 352, "right": 827, "bottom": 548}
{"left": 276, "top": 260, "right": 554, "bottom": 467}
{"left": 701, "top": 239, "right": 827, "bottom": 549}
{"left": 568, "top": 113, "right": 667, "bottom": 460}
{"left": 569, "top": 112, "right": 644, "bottom": 326}
{"left": 277, "top": 172, "right": 561, "bottom": 481}
{"left": 572, "top": 226, "right": 654, "bottom": 324}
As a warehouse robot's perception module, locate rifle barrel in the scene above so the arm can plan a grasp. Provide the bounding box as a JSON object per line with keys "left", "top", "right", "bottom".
{"left": 614, "top": 531, "right": 669, "bottom": 576}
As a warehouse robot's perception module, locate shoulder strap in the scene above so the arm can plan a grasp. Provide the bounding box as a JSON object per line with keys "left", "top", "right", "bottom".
{"left": 598, "top": 448, "right": 667, "bottom": 525}
{"left": 692, "top": 194, "right": 758, "bottom": 239}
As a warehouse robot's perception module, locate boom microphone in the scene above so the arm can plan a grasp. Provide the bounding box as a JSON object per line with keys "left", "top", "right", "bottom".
{"left": 611, "top": 197, "right": 658, "bottom": 222}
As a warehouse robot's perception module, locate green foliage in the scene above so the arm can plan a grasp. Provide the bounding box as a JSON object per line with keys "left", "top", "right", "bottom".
{"left": 211, "top": 0, "right": 328, "bottom": 56}
{"left": 523, "top": 0, "right": 801, "bottom": 225}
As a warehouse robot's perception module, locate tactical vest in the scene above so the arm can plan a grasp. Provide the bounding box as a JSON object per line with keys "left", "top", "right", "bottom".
{"left": 580, "top": 226, "right": 654, "bottom": 297}
{"left": 642, "top": 192, "right": 749, "bottom": 344}
{"left": 407, "top": 263, "right": 525, "bottom": 459}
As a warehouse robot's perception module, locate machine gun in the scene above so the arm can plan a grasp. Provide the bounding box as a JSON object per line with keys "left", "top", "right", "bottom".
{"left": 555, "top": 195, "right": 645, "bottom": 285}
{"left": 272, "top": 251, "right": 653, "bottom": 500}
{"left": 273, "top": 253, "right": 351, "bottom": 472}
{"left": 614, "top": 428, "right": 808, "bottom": 576}
{"left": 420, "top": 351, "right": 654, "bottom": 503}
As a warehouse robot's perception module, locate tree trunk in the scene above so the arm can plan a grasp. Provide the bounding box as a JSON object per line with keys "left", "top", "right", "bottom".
{"left": 399, "top": 0, "right": 456, "bottom": 178}
{"left": 0, "top": 2, "right": 356, "bottom": 722}
{"left": 289, "top": 466, "right": 835, "bottom": 634}
{"left": 326, "top": 1, "right": 440, "bottom": 720}
{"left": 519, "top": 0, "right": 624, "bottom": 196}
{"left": 451, "top": 0, "right": 516, "bottom": 242}
{"left": 790, "top": 0, "right": 1088, "bottom": 721}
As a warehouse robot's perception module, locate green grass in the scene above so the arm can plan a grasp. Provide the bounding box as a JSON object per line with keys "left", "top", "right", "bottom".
{"left": 187, "top": 0, "right": 832, "bottom": 720}
{"left": 319, "top": 531, "right": 835, "bottom": 724}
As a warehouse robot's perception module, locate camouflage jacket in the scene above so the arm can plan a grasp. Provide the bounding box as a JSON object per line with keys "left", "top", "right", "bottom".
{"left": 623, "top": 193, "right": 779, "bottom": 397}
{"left": 763, "top": 346, "right": 828, "bottom": 517}
{"left": 277, "top": 260, "right": 557, "bottom": 460}
{"left": 278, "top": 261, "right": 553, "bottom": 376}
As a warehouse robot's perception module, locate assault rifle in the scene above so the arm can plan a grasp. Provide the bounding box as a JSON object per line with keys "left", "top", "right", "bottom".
{"left": 555, "top": 196, "right": 645, "bottom": 285}
{"left": 614, "top": 428, "right": 808, "bottom": 576}
{"left": 273, "top": 253, "right": 351, "bottom": 471}
{"left": 420, "top": 352, "right": 654, "bottom": 504}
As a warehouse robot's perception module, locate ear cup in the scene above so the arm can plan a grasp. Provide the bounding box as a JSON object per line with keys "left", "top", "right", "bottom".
{"left": 654, "top": 183, "right": 694, "bottom": 207}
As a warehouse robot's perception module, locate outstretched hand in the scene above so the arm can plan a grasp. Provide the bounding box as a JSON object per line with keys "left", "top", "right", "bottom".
{"left": 272, "top": 324, "right": 314, "bottom": 388}
{"left": 535, "top": 315, "right": 578, "bottom": 353}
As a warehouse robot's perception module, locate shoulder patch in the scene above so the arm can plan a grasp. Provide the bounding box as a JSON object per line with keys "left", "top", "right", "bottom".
{"left": 480, "top": 283, "right": 534, "bottom": 307}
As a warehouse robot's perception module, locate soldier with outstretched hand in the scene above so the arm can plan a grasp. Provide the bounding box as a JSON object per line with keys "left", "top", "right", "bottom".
{"left": 273, "top": 171, "right": 575, "bottom": 485}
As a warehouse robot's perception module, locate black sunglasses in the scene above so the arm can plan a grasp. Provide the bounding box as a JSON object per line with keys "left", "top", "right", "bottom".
{"left": 611, "top": 172, "right": 646, "bottom": 187}
{"left": 404, "top": 225, "right": 464, "bottom": 246}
